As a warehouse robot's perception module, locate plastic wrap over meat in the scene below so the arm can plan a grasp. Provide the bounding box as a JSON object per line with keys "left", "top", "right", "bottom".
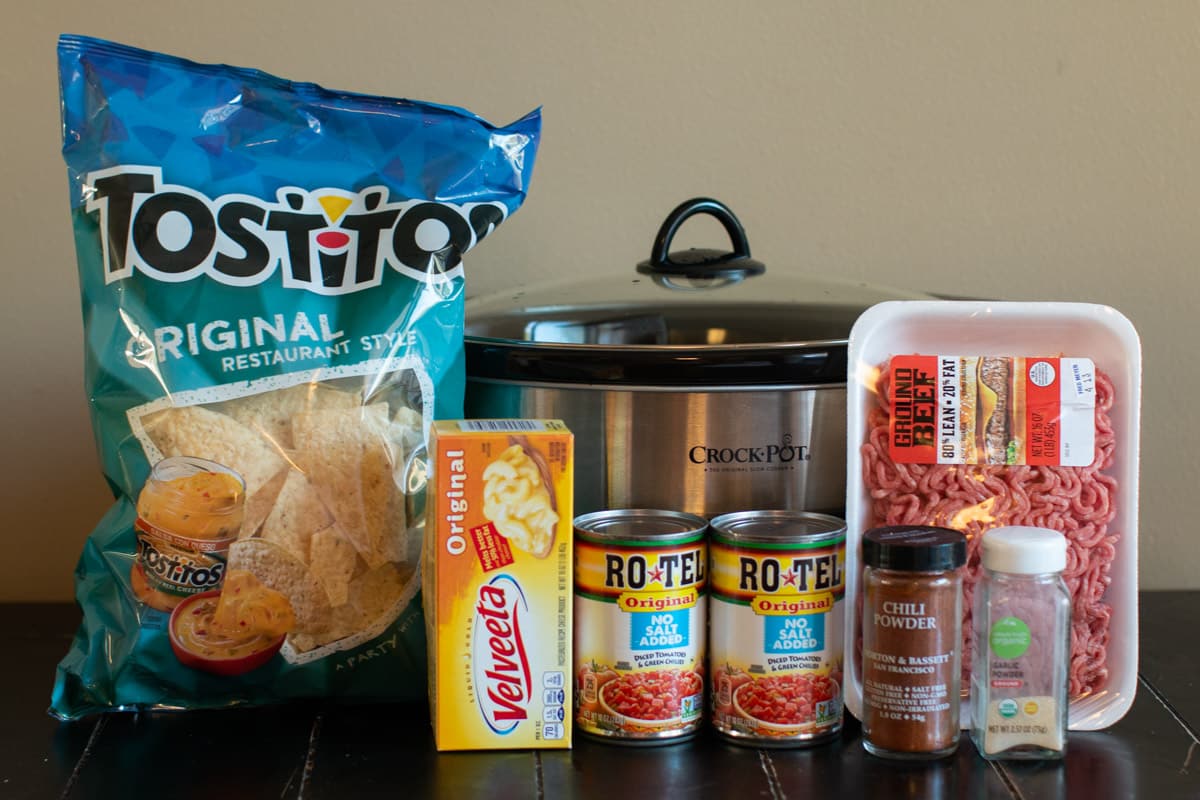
{"left": 861, "top": 366, "right": 1118, "bottom": 697}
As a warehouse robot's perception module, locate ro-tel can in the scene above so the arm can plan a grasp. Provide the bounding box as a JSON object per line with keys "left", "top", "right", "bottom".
{"left": 573, "top": 509, "right": 708, "bottom": 744}
{"left": 708, "top": 511, "right": 846, "bottom": 747}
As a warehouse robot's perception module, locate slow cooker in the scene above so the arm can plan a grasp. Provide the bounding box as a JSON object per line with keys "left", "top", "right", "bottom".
{"left": 464, "top": 198, "right": 931, "bottom": 516}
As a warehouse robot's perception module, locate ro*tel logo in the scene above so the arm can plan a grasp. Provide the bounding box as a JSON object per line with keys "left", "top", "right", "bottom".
{"left": 473, "top": 574, "right": 532, "bottom": 734}
{"left": 83, "top": 165, "right": 506, "bottom": 295}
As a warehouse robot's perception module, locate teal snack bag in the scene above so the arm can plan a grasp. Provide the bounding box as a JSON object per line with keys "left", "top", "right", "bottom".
{"left": 52, "top": 34, "right": 540, "bottom": 719}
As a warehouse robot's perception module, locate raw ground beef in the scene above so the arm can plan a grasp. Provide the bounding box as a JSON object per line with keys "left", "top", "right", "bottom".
{"left": 861, "top": 364, "right": 1117, "bottom": 697}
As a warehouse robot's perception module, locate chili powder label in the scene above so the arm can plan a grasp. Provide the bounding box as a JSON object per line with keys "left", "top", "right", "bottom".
{"left": 709, "top": 536, "right": 845, "bottom": 742}
{"left": 861, "top": 584, "right": 962, "bottom": 754}
{"left": 574, "top": 535, "right": 706, "bottom": 741}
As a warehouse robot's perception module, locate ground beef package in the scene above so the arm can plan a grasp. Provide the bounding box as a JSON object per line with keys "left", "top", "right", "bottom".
{"left": 51, "top": 34, "right": 540, "bottom": 719}
{"left": 842, "top": 301, "right": 1141, "bottom": 731}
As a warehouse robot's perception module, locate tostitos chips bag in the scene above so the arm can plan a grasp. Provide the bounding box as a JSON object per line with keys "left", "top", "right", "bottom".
{"left": 51, "top": 34, "right": 540, "bottom": 718}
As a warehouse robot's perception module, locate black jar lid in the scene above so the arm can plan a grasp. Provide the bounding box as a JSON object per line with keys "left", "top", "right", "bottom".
{"left": 862, "top": 526, "right": 967, "bottom": 572}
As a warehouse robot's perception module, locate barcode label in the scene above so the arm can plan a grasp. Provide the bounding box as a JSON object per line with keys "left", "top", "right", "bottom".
{"left": 460, "top": 419, "right": 546, "bottom": 432}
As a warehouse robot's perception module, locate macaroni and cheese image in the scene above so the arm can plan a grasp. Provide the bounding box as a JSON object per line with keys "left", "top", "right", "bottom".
{"left": 481, "top": 441, "right": 559, "bottom": 559}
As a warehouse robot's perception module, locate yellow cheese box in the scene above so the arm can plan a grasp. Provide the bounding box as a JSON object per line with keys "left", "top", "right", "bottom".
{"left": 423, "top": 420, "right": 574, "bottom": 750}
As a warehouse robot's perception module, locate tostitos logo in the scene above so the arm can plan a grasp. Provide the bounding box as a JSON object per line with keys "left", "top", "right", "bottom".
{"left": 83, "top": 165, "right": 506, "bottom": 294}
{"left": 472, "top": 574, "right": 532, "bottom": 734}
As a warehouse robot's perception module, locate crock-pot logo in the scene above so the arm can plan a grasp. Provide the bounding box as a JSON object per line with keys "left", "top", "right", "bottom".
{"left": 688, "top": 434, "right": 811, "bottom": 466}
{"left": 83, "top": 165, "right": 506, "bottom": 295}
{"left": 473, "top": 574, "right": 532, "bottom": 734}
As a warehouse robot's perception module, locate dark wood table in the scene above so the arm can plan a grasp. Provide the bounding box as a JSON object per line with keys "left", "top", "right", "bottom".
{"left": 4, "top": 593, "right": 1198, "bottom": 799}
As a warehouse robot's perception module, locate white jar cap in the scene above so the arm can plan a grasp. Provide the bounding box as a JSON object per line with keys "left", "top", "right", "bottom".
{"left": 980, "top": 526, "right": 1068, "bottom": 574}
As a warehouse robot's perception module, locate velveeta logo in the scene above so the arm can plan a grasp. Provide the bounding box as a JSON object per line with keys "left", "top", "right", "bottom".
{"left": 472, "top": 575, "right": 532, "bottom": 734}
{"left": 83, "top": 166, "right": 506, "bottom": 294}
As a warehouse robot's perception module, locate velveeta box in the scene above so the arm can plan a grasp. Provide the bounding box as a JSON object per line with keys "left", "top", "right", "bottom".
{"left": 423, "top": 420, "right": 574, "bottom": 750}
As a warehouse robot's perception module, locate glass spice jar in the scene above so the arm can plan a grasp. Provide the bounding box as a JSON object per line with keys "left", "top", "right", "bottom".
{"left": 970, "top": 526, "right": 1071, "bottom": 760}
{"left": 860, "top": 525, "right": 967, "bottom": 760}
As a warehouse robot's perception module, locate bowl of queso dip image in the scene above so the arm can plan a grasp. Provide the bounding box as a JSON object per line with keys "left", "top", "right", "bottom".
{"left": 168, "top": 571, "right": 294, "bottom": 676}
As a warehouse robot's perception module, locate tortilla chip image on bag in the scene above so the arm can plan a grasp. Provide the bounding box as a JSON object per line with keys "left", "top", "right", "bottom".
{"left": 51, "top": 34, "right": 539, "bottom": 718}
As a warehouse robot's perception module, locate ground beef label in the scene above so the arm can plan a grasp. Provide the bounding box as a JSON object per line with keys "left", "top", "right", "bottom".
{"left": 887, "top": 355, "right": 1096, "bottom": 467}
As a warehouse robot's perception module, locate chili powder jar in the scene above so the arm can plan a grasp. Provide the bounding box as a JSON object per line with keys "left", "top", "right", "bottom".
{"left": 859, "top": 525, "right": 967, "bottom": 760}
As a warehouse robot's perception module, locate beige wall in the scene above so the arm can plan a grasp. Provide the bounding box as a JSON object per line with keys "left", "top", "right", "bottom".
{"left": 3, "top": 2, "right": 1196, "bottom": 600}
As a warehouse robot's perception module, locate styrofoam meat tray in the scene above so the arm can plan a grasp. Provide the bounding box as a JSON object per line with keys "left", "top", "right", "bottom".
{"left": 843, "top": 301, "right": 1141, "bottom": 731}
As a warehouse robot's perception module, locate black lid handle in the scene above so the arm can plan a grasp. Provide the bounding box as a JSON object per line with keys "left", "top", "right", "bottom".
{"left": 638, "top": 197, "right": 765, "bottom": 279}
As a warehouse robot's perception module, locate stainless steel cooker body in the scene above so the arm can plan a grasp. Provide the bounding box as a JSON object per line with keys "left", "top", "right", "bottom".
{"left": 465, "top": 374, "right": 847, "bottom": 518}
